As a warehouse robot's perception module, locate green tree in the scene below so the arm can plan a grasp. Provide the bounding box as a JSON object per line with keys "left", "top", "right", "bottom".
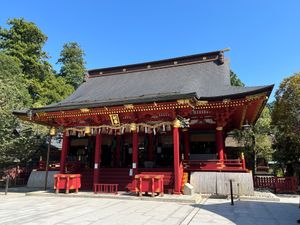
{"left": 30, "top": 73, "right": 74, "bottom": 107}
{"left": 0, "top": 18, "right": 74, "bottom": 105}
{"left": 229, "top": 72, "right": 272, "bottom": 173}
{"left": 230, "top": 70, "right": 245, "bottom": 87}
{"left": 0, "top": 18, "right": 48, "bottom": 80}
{"left": 234, "top": 107, "right": 273, "bottom": 174}
{"left": 0, "top": 18, "right": 75, "bottom": 169}
{"left": 0, "top": 53, "right": 42, "bottom": 167}
{"left": 272, "top": 73, "right": 300, "bottom": 174}
{"left": 57, "top": 42, "right": 85, "bottom": 89}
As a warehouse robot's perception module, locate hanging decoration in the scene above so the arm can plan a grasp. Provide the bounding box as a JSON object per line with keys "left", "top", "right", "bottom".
{"left": 65, "top": 121, "right": 175, "bottom": 136}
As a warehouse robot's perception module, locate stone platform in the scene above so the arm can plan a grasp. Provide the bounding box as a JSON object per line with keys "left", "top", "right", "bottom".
{"left": 26, "top": 190, "right": 202, "bottom": 204}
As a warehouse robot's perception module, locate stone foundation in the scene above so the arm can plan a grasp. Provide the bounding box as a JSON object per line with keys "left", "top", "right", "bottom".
{"left": 190, "top": 171, "right": 254, "bottom": 196}
{"left": 27, "top": 170, "right": 59, "bottom": 188}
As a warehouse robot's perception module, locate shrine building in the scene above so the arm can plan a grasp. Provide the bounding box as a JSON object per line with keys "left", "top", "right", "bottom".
{"left": 14, "top": 49, "right": 273, "bottom": 194}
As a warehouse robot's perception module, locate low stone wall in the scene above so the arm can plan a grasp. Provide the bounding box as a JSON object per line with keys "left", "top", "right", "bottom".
{"left": 190, "top": 172, "right": 254, "bottom": 196}
{"left": 27, "top": 171, "right": 59, "bottom": 188}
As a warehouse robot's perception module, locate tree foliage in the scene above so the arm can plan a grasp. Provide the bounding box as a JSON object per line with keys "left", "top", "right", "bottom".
{"left": 230, "top": 70, "right": 245, "bottom": 87}
{"left": 57, "top": 42, "right": 85, "bottom": 89}
{"left": 272, "top": 73, "right": 300, "bottom": 165}
{"left": 229, "top": 71, "right": 272, "bottom": 172}
{"left": 0, "top": 53, "right": 42, "bottom": 167}
{"left": 30, "top": 72, "right": 74, "bottom": 108}
{"left": 0, "top": 18, "right": 74, "bottom": 106}
{"left": 0, "top": 18, "right": 77, "bottom": 168}
{"left": 0, "top": 18, "right": 48, "bottom": 80}
{"left": 233, "top": 107, "right": 273, "bottom": 172}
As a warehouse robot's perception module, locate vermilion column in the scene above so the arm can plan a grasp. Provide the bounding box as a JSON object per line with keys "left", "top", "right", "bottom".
{"left": 93, "top": 133, "right": 102, "bottom": 186}
{"left": 59, "top": 132, "right": 69, "bottom": 174}
{"left": 115, "top": 135, "right": 121, "bottom": 167}
{"left": 216, "top": 127, "right": 224, "bottom": 163}
{"left": 147, "top": 133, "right": 154, "bottom": 161}
{"left": 132, "top": 124, "right": 138, "bottom": 175}
{"left": 183, "top": 130, "right": 190, "bottom": 160}
{"left": 173, "top": 119, "right": 181, "bottom": 194}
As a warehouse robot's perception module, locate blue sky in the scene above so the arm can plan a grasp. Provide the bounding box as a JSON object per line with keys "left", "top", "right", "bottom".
{"left": 1, "top": 0, "right": 300, "bottom": 101}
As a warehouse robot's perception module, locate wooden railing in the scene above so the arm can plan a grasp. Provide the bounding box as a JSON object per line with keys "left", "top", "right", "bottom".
{"left": 182, "top": 159, "right": 245, "bottom": 171}
{"left": 38, "top": 161, "right": 81, "bottom": 173}
{"left": 254, "top": 176, "right": 298, "bottom": 193}
{"left": 38, "top": 161, "right": 60, "bottom": 171}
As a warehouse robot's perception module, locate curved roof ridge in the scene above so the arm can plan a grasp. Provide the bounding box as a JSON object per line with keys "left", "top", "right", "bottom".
{"left": 87, "top": 49, "right": 229, "bottom": 78}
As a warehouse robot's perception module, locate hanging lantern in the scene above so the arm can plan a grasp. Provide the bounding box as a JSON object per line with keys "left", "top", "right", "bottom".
{"left": 162, "top": 124, "right": 166, "bottom": 132}
{"left": 153, "top": 128, "right": 156, "bottom": 135}
{"left": 85, "top": 126, "right": 91, "bottom": 135}
{"left": 49, "top": 127, "right": 56, "bottom": 136}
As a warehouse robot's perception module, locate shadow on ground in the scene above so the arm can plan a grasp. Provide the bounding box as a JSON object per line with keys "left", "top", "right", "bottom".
{"left": 190, "top": 197, "right": 299, "bottom": 225}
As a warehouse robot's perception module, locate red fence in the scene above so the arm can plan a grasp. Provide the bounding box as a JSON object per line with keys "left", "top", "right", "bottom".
{"left": 254, "top": 176, "right": 298, "bottom": 193}
{"left": 182, "top": 159, "right": 246, "bottom": 172}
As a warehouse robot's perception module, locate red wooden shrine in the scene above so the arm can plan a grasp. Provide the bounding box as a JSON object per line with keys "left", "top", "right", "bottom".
{"left": 14, "top": 49, "right": 273, "bottom": 195}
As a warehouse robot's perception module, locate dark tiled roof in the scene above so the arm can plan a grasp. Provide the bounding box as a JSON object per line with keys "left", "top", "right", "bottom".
{"left": 29, "top": 50, "right": 273, "bottom": 112}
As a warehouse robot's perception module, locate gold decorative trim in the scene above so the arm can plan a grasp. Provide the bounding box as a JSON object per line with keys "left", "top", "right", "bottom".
{"left": 80, "top": 108, "right": 90, "bottom": 113}
{"left": 216, "top": 126, "right": 223, "bottom": 131}
{"left": 196, "top": 100, "right": 208, "bottom": 106}
{"left": 223, "top": 99, "right": 231, "bottom": 103}
{"left": 109, "top": 114, "right": 120, "bottom": 126}
{"left": 124, "top": 104, "right": 134, "bottom": 109}
{"left": 177, "top": 99, "right": 190, "bottom": 104}
{"left": 173, "top": 119, "right": 181, "bottom": 128}
{"left": 49, "top": 127, "right": 56, "bottom": 136}
{"left": 241, "top": 152, "right": 244, "bottom": 159}
{"left": 130, "top": 123, "right": 137, "bottom": 131}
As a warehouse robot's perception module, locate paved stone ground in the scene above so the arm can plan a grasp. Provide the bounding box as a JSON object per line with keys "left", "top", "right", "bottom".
{"left": 0, "top": 193, "right": 299, "bottom": 225}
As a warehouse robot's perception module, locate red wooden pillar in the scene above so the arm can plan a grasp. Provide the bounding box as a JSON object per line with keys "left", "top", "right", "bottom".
{"left": 115, "top": 135, "right": 121, "bottom": 167}
{"left": 59, "top": 132, "right": 69, "bottom": 174}
{"left": 173, "top": 119, "right": 181, "bottom": 194}
{"left": 183, "top": 130, "right": 190, "bottom": 160}
{"left": 216, "top": 127, "right": 224, "bottom": 163}
{"left": 93, "top": 133, "right": 102, "bottom": 186}
{"left": 147, "top": 133, "right": 154, "bottom": 161}
{"left": 131, "top": 124, "right": 138, "bottom": 175}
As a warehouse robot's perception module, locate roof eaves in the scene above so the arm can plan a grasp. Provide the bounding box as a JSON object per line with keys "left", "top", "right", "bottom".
{"left": 198, "top": 84, "right": 274, "bottom": 101}
{"left": 31, "top": 92, "right": 197, "bottom": 113}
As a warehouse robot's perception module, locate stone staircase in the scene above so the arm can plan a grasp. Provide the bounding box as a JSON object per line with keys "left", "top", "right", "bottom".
{"left": 80, "top": 168, "right": 132, "bottom": 191}
{"left": 80, "top": 168, "right": 175, "bottom": 192}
